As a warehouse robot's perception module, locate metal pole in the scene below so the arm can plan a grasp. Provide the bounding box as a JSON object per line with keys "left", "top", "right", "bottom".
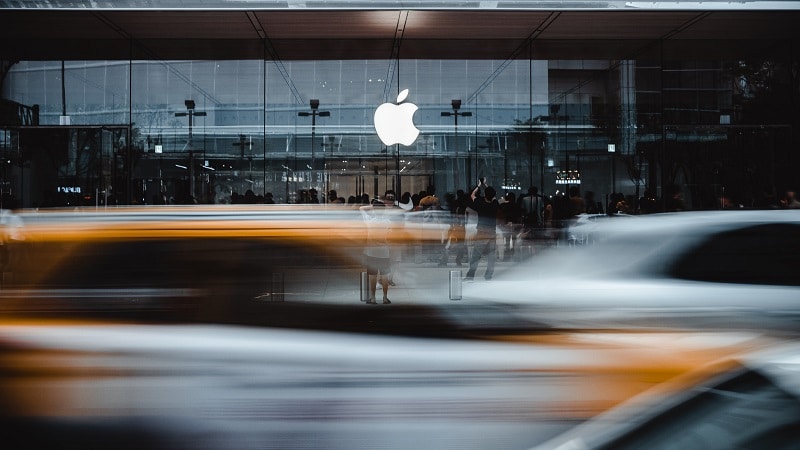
{"left": 360, "top": 271, "right": 370, "bottom": 302}
{"left": 449, "top": 270, "right": 462, "bottom": 300}
{"left": 311, "top": 110, "right": 316, "bottom": 188}
{"left": 455, "top": 110, "right": 460, "bottom": 190}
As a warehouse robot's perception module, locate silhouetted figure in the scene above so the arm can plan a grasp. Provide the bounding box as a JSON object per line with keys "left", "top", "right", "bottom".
{"left": 500, "top": 192, "right": 522, "bottom": 261}
{"left": 569, "top": 186, "right": 586, "bottom": 216}
{"left": 360, "top": 204, "right": 393, "bottom": 304}
{"left": 411, "top": 193, "right": 421, "bottom": 210}
{"left": 519, "top": 186, "right": 542, "bottom": 231}
{"left": 584, "top": 191, "right": 603, "bottom": 214}
{"left": 398, "top": 191, "right": 413, "bottom": 211}
{"left": 547, "top": 192, "right": 573, "bottom": 244}
{"left": 780, "top": 190, "right": 800, "bottom": 209}
{"left": 607, "top": 192, "right": 624, "bottom": 215}
{"left": 439, "top": 190, "right": 468, "bottom": 266}
{"left": 328, "top": 190, "right": 344, "bottom": 204}
{"left": 465, "top": 181, "right": 500, "bottom": 281}
{"left": 665, "top": 184, "right": 686, "bottom": 212}
{"left": 309, "top": 188, "right": 320, "bottom": 204}
{"left": 638, "top": 189, "right": 658, "bottom": 214}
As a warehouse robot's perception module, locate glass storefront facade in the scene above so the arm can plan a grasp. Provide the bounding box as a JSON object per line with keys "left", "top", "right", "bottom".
{"left": 1, "top": 39, "right": 797, "bottom": 210}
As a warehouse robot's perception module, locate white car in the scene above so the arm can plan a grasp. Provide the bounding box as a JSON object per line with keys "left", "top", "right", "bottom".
{"left": 530, "top": 341, "right": 800, "bottom": 450}
{"left": 566, "top": 212, "right": 634, "bottom": 246}
{"left": 463, "top": 210, "right": 800, "bottom": 331}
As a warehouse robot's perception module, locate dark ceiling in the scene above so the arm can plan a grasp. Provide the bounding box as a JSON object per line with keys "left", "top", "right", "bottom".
{"left": 1, "top": 9, "right": 799, "bottom": 61}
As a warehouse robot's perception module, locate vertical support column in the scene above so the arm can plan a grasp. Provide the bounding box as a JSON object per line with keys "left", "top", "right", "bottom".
{"left": 360, "top": 271, "right": 370, "bottom": 302}
{"left": 620, "top": 59, "right": 637, "bottom": 156}
{"left": 67, "top": 129, "right": 77, "bottom": 177}
{"left": 449, "top": 270, "right": 462, "bottom": 301}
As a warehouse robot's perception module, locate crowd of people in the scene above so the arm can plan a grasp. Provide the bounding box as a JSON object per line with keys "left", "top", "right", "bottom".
{"left": 193, "top": 181, "right": 800, "bottom": 304}
{"left": 226, "top": 183, "right": 800, "bottom": 214}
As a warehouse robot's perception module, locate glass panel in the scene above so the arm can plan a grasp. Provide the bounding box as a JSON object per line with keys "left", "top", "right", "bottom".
{"left": 2, "top": 61, "right": 130, "bottom": 126}
{"left": 1, "top": 37, "right": 796, "bottom": 209}
{"left": 131, "top": 60, "right": 265, "bottom": 204}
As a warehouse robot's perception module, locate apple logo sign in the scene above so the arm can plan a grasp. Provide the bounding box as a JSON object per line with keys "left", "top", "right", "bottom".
{"left": 374, "top": 89, "right": 420, "bottom": 146}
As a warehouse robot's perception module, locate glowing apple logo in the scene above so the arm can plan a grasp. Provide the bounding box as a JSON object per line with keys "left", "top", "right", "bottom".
{"left": 374, "top": 89, "right": 420, "bottom": 146}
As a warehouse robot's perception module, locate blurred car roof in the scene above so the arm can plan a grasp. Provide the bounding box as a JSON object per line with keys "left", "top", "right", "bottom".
{"left": 5, "top": 204, "right": 457, "bottom": 245}
{"left": 10, "top": 205, "right": 370, "bottom": 241}
{"left": 463, "top": 210, "right": 800, "bottom": 331}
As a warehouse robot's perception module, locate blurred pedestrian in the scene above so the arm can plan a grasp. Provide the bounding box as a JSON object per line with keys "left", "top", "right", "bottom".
{"left": 244, "top": 189, "right": 257, "bottom": 204}
{"left": 328, "top": 190, "right": 344, "bottom": 204}
{"left": 439, "top": 189, "right": 468, "bottom": 266}
{"left": 381, "top": 190, "right": 402, "bottom": 286}
{"left": 607, "top": 192, "right": 624, "bottom": 215}
{"left": 518, "top": 186, "right": 542, "bottom": 238}
{"left": 360, "top": 203, "right": 393, "bottom": 304}
{"left": 569, "top": 186, "right": 586, "bottom": 216}
{"left": 638, "top": 189, "right": 657, "bottom": 214}
{"left": 398, "top": 191, "right": 414, "bottom": 211}
{"left": 584, "top": 191, "right": 602, "bottom": 214}
{"left": 780, "top": 190, "right": 800, "bottom": 209}
{"left": 500, "top": 191, "right": 522, "bottom": 261}
{"left": 382, "top": 189, "right": 397, "bottom": 207}
{"left": 551, "top": 191, "right": 571, "bottom": 244}
{"left": 465, "top": 179, "right": 500, "bottom": 281}
{"left": 665, "top": 184, "right": 686, "bottom": 212}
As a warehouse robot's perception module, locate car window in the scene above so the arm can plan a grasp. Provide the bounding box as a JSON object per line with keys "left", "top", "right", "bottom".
{"left": 668, "top": 223, "right": 800, "bottom": 286}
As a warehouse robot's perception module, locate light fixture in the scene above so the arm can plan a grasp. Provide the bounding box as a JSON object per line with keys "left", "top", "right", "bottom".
{"left": 298, "top": 99, "right": 331, "bottom": 190}
{"left": 441, "top": 99, "right": 472, "bottom": 189}
{"left": 174, "top": 99, "right": 206, "bottom": 200}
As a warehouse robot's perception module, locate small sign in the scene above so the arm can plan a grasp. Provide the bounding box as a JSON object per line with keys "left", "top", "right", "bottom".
{"left": 607, "top": 143, "right": 616, "bottom": 153}
{"left": 154, "top": 145, "right": 163, "bottom": 154}
{"left": 555, "top": 170, "right": 581, "bottom": 185}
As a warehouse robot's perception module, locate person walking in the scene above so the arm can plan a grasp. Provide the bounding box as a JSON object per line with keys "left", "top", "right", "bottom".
{"left": 519, "top": 186, "right": 542, "bottom": 230}
{"left": 439, "top": 189, "right": 468, "bottom": 266}
{"left": 464, "top": 178, "right": 500, "bottom": 281}
{"left": 500, "top": 191, "right": 522, "bottom": 261}
{"left": 360, "top": 203, "right": 393, "bottom": 304}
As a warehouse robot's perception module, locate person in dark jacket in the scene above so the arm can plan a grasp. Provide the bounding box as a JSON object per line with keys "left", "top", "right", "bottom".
{"left": 465, "top": 179, "right": 500, "bottom": 281}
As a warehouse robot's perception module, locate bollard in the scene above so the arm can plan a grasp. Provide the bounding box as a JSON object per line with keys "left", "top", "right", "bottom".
{"left": 360, "top": 271, "right": 369, "bottom": 302}
{"left": 271, "top": 272, "right": 285, "bottom": 302}
{"left": 449, "top": 270, "right": 462, "bottom": 300}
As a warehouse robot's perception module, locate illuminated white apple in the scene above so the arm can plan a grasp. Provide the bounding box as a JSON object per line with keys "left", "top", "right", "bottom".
{"left": 374, "top": 89, "right": 420, "bottom": 146}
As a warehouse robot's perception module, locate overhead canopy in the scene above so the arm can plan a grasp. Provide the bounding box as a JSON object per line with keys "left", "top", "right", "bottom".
{"left": 1, "top": 7, "right": 799, "bottom": 61}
